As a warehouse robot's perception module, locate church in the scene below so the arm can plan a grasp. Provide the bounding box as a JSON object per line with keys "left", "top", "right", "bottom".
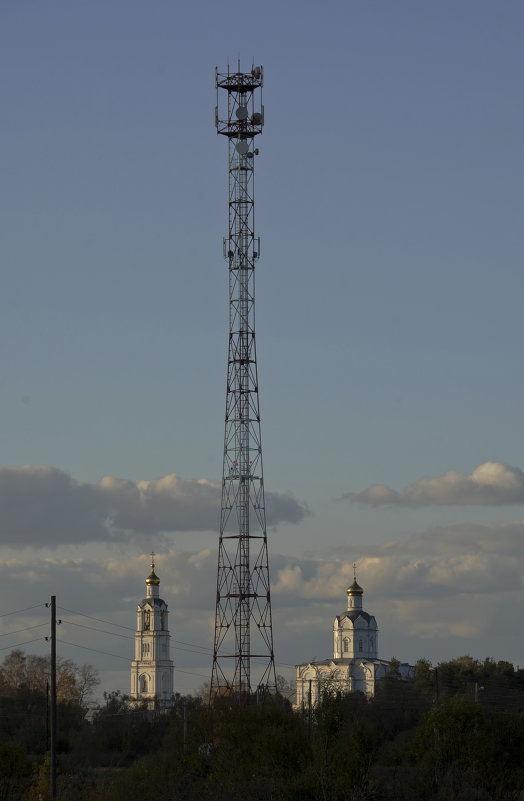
{"left": 296, "top": 569, "right": 413, "bottom": 706}
{"left": 130, "top": 556, "right": 174, "bottom": 707}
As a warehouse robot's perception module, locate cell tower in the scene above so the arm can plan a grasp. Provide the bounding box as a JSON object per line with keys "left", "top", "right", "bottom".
{"left": 210, "top": 63, "right": 277, "bottom": 703}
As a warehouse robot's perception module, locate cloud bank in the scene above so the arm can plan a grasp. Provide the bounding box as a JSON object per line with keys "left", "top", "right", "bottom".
{"left": 344, "top": 462, "right": 524, "bottom": 507}
{"left": 3, "top": 521, "right": 523, "bottom": 666}
{"left": 0, "top": 466, "right": 308, "bottom": 548}
{"left": 2, "top": 513, "right": 524, "bottom": 694}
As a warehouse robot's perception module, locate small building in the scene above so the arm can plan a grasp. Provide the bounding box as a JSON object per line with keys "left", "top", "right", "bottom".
{"left": 296, "top": 570, "right": 413, "bottom": 707}
{"left": 130, "top": 555, "right": 174, "bottom": 708}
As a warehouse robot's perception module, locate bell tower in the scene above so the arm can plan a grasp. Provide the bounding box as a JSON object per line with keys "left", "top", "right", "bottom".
{"left": 130, "top": 554, "right": 174, "bottom": 707}
{"left": 333, "top": 566, "right": 378, "bottom": 660}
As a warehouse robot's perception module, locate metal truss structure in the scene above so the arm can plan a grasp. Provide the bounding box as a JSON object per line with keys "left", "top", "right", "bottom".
{"left": 210, "top": 63, "right": 276, "bottom": 703}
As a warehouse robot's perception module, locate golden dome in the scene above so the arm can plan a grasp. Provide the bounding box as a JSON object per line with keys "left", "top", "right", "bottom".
{"left": 145, "top": 552, "right": 160, "bottom": 585}
{"left": 347, "top": 579, "right": 363, "bottom": 596}
{"left": 146, "top": 568, "right": 160, "bottom": 586}
{"left": 347, "top": 562, "right": 363, "bottom": 596}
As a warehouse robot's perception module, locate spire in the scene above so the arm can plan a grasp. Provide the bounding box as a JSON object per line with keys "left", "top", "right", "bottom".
{"left": 146, "top": 552, "right": 160, "bottom": 597}
{"left": 347, "top": 563, "right": 363, "bottom": 610}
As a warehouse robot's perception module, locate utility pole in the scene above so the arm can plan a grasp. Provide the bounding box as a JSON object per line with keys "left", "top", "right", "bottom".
{"left": 308, "top": 679, "right": 312, "bottom": 741}
{"left": 50, "top": 595, "right": 57, "bottom": 799}
{"left": 210, "top": 63, "right": 276, "bottom": 704}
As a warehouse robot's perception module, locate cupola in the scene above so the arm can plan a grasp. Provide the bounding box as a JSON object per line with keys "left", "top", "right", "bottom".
{"left": 146, "top": 555, "right": 161, "bottom": 598}
{"left": 347, "top": 564, "right": 363, "bottom": 611}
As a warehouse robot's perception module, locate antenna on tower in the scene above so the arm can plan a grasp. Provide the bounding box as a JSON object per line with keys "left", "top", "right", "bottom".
{"left": 210, "top": 63, "right": 276, "bottom": 705}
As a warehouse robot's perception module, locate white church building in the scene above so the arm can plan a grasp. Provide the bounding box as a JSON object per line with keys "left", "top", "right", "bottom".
{"left": 130, "top": 556, "right": 174, "bottom": 707}
{"left": 296, "top": 570, "right": 413, "bottom": 706}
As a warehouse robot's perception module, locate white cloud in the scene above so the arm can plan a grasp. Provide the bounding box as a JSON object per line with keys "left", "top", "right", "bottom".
{"left": 0, "top": 466, "right": 308, "bottom": 548}
{"left": 2, "top": 515, "right": 524, "bottom": 695}
{"left": 343, "top": 462, "right": 524, "bottom": 507}
{"left": 381, "top": 520, "right": 524, "bottom": 557}
{"left": 269, "top": 519, "right": 524, "bottom": 665}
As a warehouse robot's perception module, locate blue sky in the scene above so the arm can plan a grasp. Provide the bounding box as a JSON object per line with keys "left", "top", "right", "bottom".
{"left": 1, "top": 0, "right": 523, "bottom": 696}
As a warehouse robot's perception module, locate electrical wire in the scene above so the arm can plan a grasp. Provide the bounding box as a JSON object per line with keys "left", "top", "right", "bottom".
{"left": 29, "top": 604, "right": 296, "bottom": 687}
{"left": 60, "top": 613, "right": 217, "bottom": 658}
{"left": 61, "top": 620, "right": 133, "bottom": 640}
{"left": 61, "top": 619, "right": 212, "bottom": 659}
{"left": 0, "top": 636, "right": 47, "bottom": 651}
{"left": 175, "top": 638, "right": 213, "bottom": 652}
{"left": 59, "top": 639, "right": 130, "bottom": 662}
{"left": 0, "top": 622, "right": 49, "bottom": 637}
{"left": 172, "top": 667, "right": 211, "bottom": 680}
{"left": 0, "top": 603, "right": 46, "bottom": 618}
{"left": 59, "top": 639, "right": 209, "bottom": 682}
{"left": 57, "top": 607, "right": 134, "bottom": 631}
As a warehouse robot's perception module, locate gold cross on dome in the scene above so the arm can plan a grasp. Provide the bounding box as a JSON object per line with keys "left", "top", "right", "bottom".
{"left": 151, "top": 551, "right": 155, "bottom": 568}
{"left": 353, "top": 562, "right": 357, "bottom": 580}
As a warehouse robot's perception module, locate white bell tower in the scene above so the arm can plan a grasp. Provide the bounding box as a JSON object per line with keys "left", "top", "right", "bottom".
{"left": 332, "top": 564, "right": 378, "bottom": 660}
{"left": 130, "top": 554, "right": 174, "bottom": 707}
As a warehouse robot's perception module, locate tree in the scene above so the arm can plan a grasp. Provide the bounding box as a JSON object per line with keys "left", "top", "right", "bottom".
{"left": 0, "top": 649, "right": 100, "bottom": 757}
{"left": 0, "top": 649, "right": 99, "bottom": 712}
{"left": 276, "top": 673, "right": 296, "bottom": 704}
{"left": 75, "top": 663, "right": 99, "bottom": 708}
{"left": 0, "top": 649, "right": 27, "bottom": 693}
{"left": 0, "top": 742, "right": 27, "bottom": 801}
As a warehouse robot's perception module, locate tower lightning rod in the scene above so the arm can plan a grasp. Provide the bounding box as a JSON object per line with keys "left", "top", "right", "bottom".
{"left": 210, "top": 63, "right": 276, "bottom": 704}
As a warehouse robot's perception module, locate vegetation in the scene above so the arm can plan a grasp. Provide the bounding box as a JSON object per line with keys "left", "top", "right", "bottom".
{"left": 1, "top": 650, "right": 524, "bottom": 799}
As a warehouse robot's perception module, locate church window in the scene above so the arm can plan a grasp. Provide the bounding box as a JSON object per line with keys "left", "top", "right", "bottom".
{"left": 359, "top": 638, "right": 363, "bottom": 652}
{"left": 140, "top": 675, "right": 148, "bottom": 693}
{"left": 142, "top": 642, "right": 150, "bottom": 657}
{"left": 144, "top": 612, "right": 150, "bottom": 630}
{"left": 343, "top": 638, "right": 349, "bottom": 653}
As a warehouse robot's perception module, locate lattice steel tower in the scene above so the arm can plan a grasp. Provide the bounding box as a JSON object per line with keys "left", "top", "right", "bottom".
{"left": 210, "top": 63, "right": 276, "bottom": 702}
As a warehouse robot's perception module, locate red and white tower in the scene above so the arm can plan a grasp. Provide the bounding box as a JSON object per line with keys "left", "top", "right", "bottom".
{"left": 210, "top": 63, "right": 276, "bottom": 702}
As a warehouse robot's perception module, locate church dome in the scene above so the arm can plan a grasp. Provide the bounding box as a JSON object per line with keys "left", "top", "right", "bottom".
{"left": 347, "top": 579, "right": 363, "bottom": 596}
{"left": 146, "top": 568, "right": 160, "bottom": 586}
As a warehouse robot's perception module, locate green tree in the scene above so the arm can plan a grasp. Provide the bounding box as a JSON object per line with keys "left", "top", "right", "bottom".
{"left": 0, "top": 741, "right": 27, "bottom": 801}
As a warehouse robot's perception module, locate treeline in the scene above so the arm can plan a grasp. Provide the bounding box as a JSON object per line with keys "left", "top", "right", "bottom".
{"left": 1, "top": 651, "right": 524, "bottom": 800}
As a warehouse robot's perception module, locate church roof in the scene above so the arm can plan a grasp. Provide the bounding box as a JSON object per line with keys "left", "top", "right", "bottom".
{"left": 138, "top": 597, "right": 167, "bottom": 609}
{"left": 296, "top": 656, "right": 390, "bottom": 669}
{"left": 336, "top": 610, "right": 376, "bottom": 625}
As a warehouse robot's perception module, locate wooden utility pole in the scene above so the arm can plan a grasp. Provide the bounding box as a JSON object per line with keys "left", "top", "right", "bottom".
{"left": 308, "top": 679, "right": 312, "bottom": 741}
{"left": 50, "top": 595, "right": 57, "bottom": 799}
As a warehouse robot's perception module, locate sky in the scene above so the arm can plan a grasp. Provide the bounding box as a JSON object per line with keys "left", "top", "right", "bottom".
{"left": 1, "top": 0, "right": 523, "bottom": 699}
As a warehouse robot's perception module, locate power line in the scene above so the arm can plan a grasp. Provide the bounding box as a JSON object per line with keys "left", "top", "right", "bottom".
{"left": 59, "top": 603, "right": 294, "bottom": 684}
{"left": 0, "top": 603, "right": 46, "bottom": 619}
{"left": 0, "top": 602, "right": 293, "bottom": 674}
{"left": 175, "top": 638, "right": 213, "bottom": 653}
{"left": 59, "top": 639, "right": 130, "bottom": 662}
{"left": 59, "top": 639, "right": 210, "bottom": 682}
{"left": 60, "top": 610, "right": 217, "bottom": 656}
{"left": 57, "top": 607, "right": 134, "bottom": 631}
{"left": 61, "top": 620, "right": 133, "bottom": 640}
{"left": 0, "top": 622, "right": 49, "bottom": 637}
{"left": 61, "top": 621, "right": 207, "bottom": 661}
{"left": 176, "top": 640, "right": 210, "bottom": 656}
{"left": 173, "top": 667, "right": 211, "bottom": 680}
{"left": 0, "top": 636, "right": 47, "bottom": 651}
{"left": 62, "top": 617, "right": 213, "bottom": 658}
